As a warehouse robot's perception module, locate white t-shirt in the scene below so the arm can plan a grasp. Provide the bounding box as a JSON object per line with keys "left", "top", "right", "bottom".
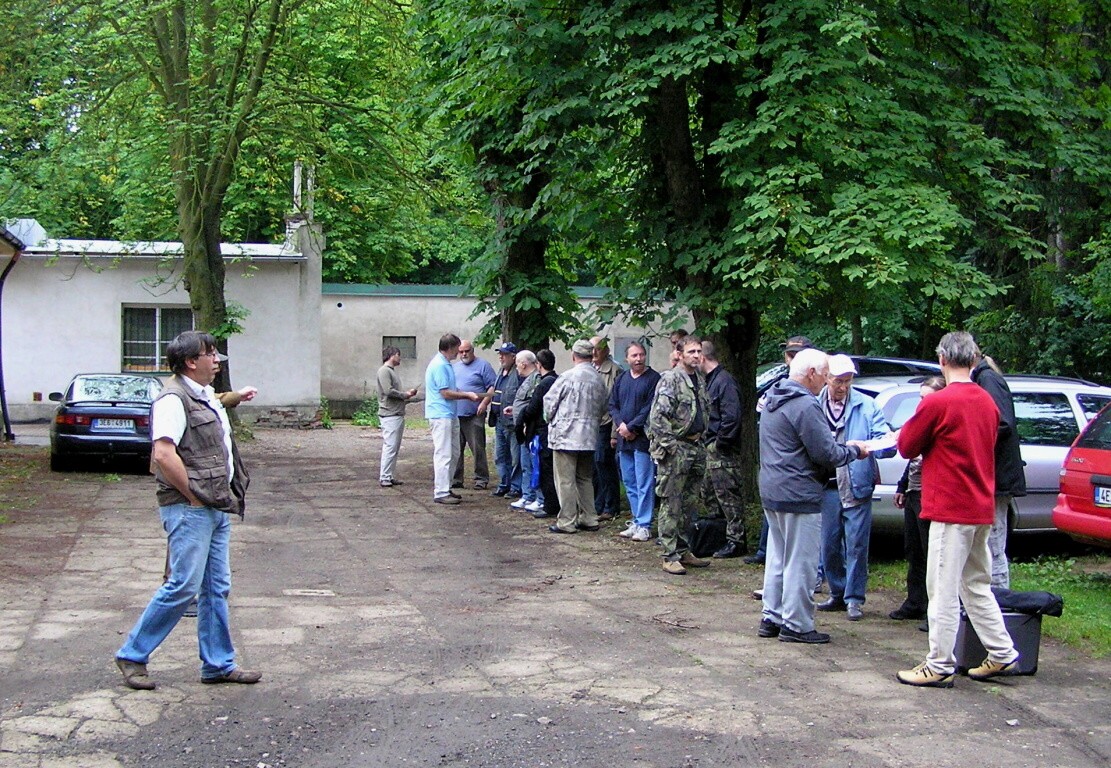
{"left": 151, "top": 377, "right": 235, "bottom": 480}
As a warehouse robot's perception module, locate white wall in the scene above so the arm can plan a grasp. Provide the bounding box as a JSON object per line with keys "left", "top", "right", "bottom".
{"left": 3, "top": 224, "right": 322, "bottom": 420}
{"left": 320, "top": 286, "right": 685, "bottom": 401}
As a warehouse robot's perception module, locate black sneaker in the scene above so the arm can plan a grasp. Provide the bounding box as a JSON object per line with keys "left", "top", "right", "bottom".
{"left": 491, "top": 488, "right": 508, "bottom": 497}
{"left": 757, "top": 619, "right": 781, "bottom": 638}
{"left": 778, "top": 627, "right": 831, "bottom": 644}
{"left": 742, "top": 553, "right": 765, "bottom": 565}
{"left": 889, "top": 605, "right": 926, "bottom": 621}
{"left": 713, "top": 540, "right": 744, "bottom": 558}
{"left": 505, "top": 491, "right": 522, "bottom": 500}
{"left": 450, "top": 481, "right": 464, "bottom": 489}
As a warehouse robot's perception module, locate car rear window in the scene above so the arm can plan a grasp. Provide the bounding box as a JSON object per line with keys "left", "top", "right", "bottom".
{"left": 1013, "top": 392, "right": 1081, "bottom": 447}
{"left": 881, "top": 391, "right": 922, "bottom": 429}
{"left": 1077, "top": 408, "right": 1111, "bottom": 450}
{"left": 71, "top": 376, "right": 162, "bottom": 403}
{"left": 1077, "top": 394, "right": 1111, "bottom": 422}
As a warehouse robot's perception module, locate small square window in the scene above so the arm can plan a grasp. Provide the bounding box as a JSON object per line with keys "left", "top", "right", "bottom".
{"left": 383, "top": 336, "right": 417, "bottom": 360}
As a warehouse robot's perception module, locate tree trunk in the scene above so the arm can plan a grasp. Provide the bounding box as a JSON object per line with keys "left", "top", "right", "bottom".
{"left": 646, "top": 64, "right": 762, "bottom": 506}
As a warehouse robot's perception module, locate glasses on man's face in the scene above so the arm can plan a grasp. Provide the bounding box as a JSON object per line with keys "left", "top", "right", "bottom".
{"left": 460, "top": 349, "right": 474, "bottom": 355}
{"left": 196, "top": 351, "right": 219, "bottom": 359}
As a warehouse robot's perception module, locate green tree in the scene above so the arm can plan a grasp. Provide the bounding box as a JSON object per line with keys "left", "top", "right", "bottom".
{"left": 415, "top": 0, "right": 1111, "bottom": 498}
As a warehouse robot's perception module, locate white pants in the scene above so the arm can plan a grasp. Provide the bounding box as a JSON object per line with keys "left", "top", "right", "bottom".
{"left": 925, "top": 521, "right": 1018, "bottom": 675}
{"left": 429, "top": 417, "right": 460, "bottom": 498}
{"left": 379, "top": 415, "right": 405, "bottom": 482}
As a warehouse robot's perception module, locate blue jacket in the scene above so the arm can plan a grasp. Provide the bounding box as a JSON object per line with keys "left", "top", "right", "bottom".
{"left": 818, "top": 387, "right": 894, "bottom": 502}
{"left": 759, "top": 379, "right": 860, "bottom": 515}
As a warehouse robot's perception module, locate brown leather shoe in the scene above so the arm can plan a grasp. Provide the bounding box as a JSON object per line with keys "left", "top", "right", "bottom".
{"left": 116, "top": 658, "right": 156, "bottom": 690}
{"left": 679, "top": 552, "right": 710, "bottom": 568}
{"left": 202, "top": 667, "right": 262, "bottom": 685}
{"left": 662, "top": 560, "right": 687, "bottom": 575}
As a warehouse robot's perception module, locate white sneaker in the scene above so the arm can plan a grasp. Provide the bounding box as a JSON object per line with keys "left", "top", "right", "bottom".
{"left": 630, "top": 526, "right": 650, "bottom": 542}
{"left": 617, "top": 521, "right": 638, "bottom": 538}
{"left": 524, "top": 499, "right": 543, "bottom": 512}
{"left": 509, "top": 497, "right": 528, "bottom": 509}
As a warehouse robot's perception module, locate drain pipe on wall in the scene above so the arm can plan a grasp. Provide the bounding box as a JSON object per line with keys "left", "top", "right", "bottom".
{"left": 0, "top": 227, "right": 26, "bottom": 441}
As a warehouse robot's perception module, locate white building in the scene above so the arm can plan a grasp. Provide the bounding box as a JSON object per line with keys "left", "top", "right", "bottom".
{"left": 3, "top": 218, "right": 323, "bottom": 422}
{"left": 321, "top": 283, "right": 682, "bottom": 412}
{"left": 2, "top": 218, "right": 685, "bottom": 422}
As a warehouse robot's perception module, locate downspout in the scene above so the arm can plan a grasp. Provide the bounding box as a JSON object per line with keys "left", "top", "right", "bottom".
{"left": 0, "top": 244, "right": 24, "bottom": 441}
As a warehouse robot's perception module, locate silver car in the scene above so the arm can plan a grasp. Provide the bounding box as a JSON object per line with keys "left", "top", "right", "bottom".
{"left": 856, "top": 375, "right": 1111, "bottom": 535}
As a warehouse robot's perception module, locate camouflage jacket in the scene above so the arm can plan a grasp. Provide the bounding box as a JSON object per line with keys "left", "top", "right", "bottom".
{"left": 648, "top": 367, "right": 710, "bottom": 461}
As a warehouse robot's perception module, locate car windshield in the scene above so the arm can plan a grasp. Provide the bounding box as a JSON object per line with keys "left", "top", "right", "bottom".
{"left": 1077, "top": 407, "right": 1111, "bottom": 450}
{"left": 70, "top": 375, "right": 161, "bottom": 403}
{"left": 756, "top": 362, "right": 787, "bottom": 390}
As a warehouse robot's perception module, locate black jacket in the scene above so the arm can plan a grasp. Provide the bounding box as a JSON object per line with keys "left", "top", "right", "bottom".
{"left": 971, "top": 359, "right": 1026, "bottom": 497}
{"left": 519, "top": 370, "right": 558, "bottom": 445}
{"left": 705, "top": 365, "right": 742, "bottom": 453}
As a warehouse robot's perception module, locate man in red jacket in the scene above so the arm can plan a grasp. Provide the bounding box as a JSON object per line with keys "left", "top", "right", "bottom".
{"left": 895, "top": 331, "right": 1019, "bottom": 688}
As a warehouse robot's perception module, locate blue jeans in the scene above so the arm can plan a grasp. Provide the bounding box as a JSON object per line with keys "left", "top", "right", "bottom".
{"left": 493, "top": 422, "right": 521, "bottom": 494}
{"left": 820, "top": 490, "right": 872, "bottom": 605}
{"left": 519, "top": 440, "right": 541, "bottom": 503}
{"left": 618, "top": 449, "right": 655, "bottom": 528}
{"left": 117, "top": 503, "right": 237, "bottom": 678}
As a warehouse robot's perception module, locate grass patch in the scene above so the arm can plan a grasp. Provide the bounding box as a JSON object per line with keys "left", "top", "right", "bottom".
{"left": 351, "top": 397, "right": 380, "bottom": 427}
{"left": 1011, "top": 555, "right": 1111, "bottom": 658}
{"left": 870, "top": 551, "right": 1111, "bottom": 658}
{"left": 0, "top": 443, "right": 42, "bottom": 517}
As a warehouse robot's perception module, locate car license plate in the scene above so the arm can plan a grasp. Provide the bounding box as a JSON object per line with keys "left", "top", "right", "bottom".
{"left": 1094, "top": 486, "right": 1111, "bottom": 508}
{"left": 93, "top": 418, "right": 132, "bottom": 430}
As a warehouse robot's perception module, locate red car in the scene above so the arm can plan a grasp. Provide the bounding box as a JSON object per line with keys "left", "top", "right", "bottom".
{"left": 1053, "top": 404, "right": 1111, "bottom": 547}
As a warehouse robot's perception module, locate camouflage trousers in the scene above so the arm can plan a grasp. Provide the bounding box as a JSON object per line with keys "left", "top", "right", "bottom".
{"left": 704, "top": 442, "right": 746, "bottom": 545}
{"left": 655, "top": 440, "right": 706, "bottom": 560}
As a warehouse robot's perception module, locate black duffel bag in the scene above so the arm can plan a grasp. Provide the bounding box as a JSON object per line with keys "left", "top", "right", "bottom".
{"left": 991, "top": 587, "right": 1064, "bottom": 617}
{"left": 689, "top": 516, "right": 728, "bottom": 558}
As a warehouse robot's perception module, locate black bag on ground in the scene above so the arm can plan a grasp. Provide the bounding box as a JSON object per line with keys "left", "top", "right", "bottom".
{"left": 689, "top": 516, "right": 727, "bottom": 558}
{"left": 991, "top": 587, "right": 1065, "bottom": 617}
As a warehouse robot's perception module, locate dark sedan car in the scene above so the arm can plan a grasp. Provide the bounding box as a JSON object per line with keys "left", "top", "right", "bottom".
{"left": 49, "top": 373, "right": 163, "bottom": 471}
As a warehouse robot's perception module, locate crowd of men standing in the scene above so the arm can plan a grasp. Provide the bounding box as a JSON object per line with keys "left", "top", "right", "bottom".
{"left": 374, "top": 332, "right": 751, "bottom": 565}
{"left": 373, "top": 328, "right": 1026, "bottom": 689}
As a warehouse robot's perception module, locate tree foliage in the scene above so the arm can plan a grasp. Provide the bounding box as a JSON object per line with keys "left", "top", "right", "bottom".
{"left": 413, "top": 0, "right": 1111, "bottom": 501}
{"left": 2, "top": 0, "right": 488, "bottom": 323}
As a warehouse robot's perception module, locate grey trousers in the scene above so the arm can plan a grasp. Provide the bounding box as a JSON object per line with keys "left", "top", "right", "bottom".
{"left": 987, "top": 495, "right": 1011, "bottom": 589}
{"left": 454, "top": 415, "right": 490, "bottom": 485}
{"left": 762, "top": 510, "right": 821, "bottom": 634}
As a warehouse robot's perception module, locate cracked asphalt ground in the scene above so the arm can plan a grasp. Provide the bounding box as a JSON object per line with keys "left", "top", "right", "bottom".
{"left": 1, "top": 425, "right": 1109, "bottom": 767}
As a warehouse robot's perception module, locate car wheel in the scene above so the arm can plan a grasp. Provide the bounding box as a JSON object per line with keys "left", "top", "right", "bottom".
{"left": 49, "top": 453, "right": 71, "bottom": 472}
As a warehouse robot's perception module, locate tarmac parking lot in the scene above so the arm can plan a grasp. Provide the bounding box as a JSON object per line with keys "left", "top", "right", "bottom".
{"left": 0, "top": 425, "right": 1108, "bottom": 768}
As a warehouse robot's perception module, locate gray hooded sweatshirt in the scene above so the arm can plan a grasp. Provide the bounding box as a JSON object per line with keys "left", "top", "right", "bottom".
{"left": 759, "top": 378, "right": 860, "bottom": 515}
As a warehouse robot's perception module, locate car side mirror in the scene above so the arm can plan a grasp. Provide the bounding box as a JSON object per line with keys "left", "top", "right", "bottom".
{"left": 48, "top": 392, "right": 63, "bottom": 402}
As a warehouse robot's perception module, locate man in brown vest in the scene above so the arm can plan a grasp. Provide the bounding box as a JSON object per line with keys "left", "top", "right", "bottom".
{"left": 115, "top": 330, "right": 260, "bottom": 690}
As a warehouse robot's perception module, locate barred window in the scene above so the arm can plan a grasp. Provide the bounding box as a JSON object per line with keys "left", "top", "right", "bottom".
{"left": 122, "top": 306, "right": 194, "bottom": 372}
